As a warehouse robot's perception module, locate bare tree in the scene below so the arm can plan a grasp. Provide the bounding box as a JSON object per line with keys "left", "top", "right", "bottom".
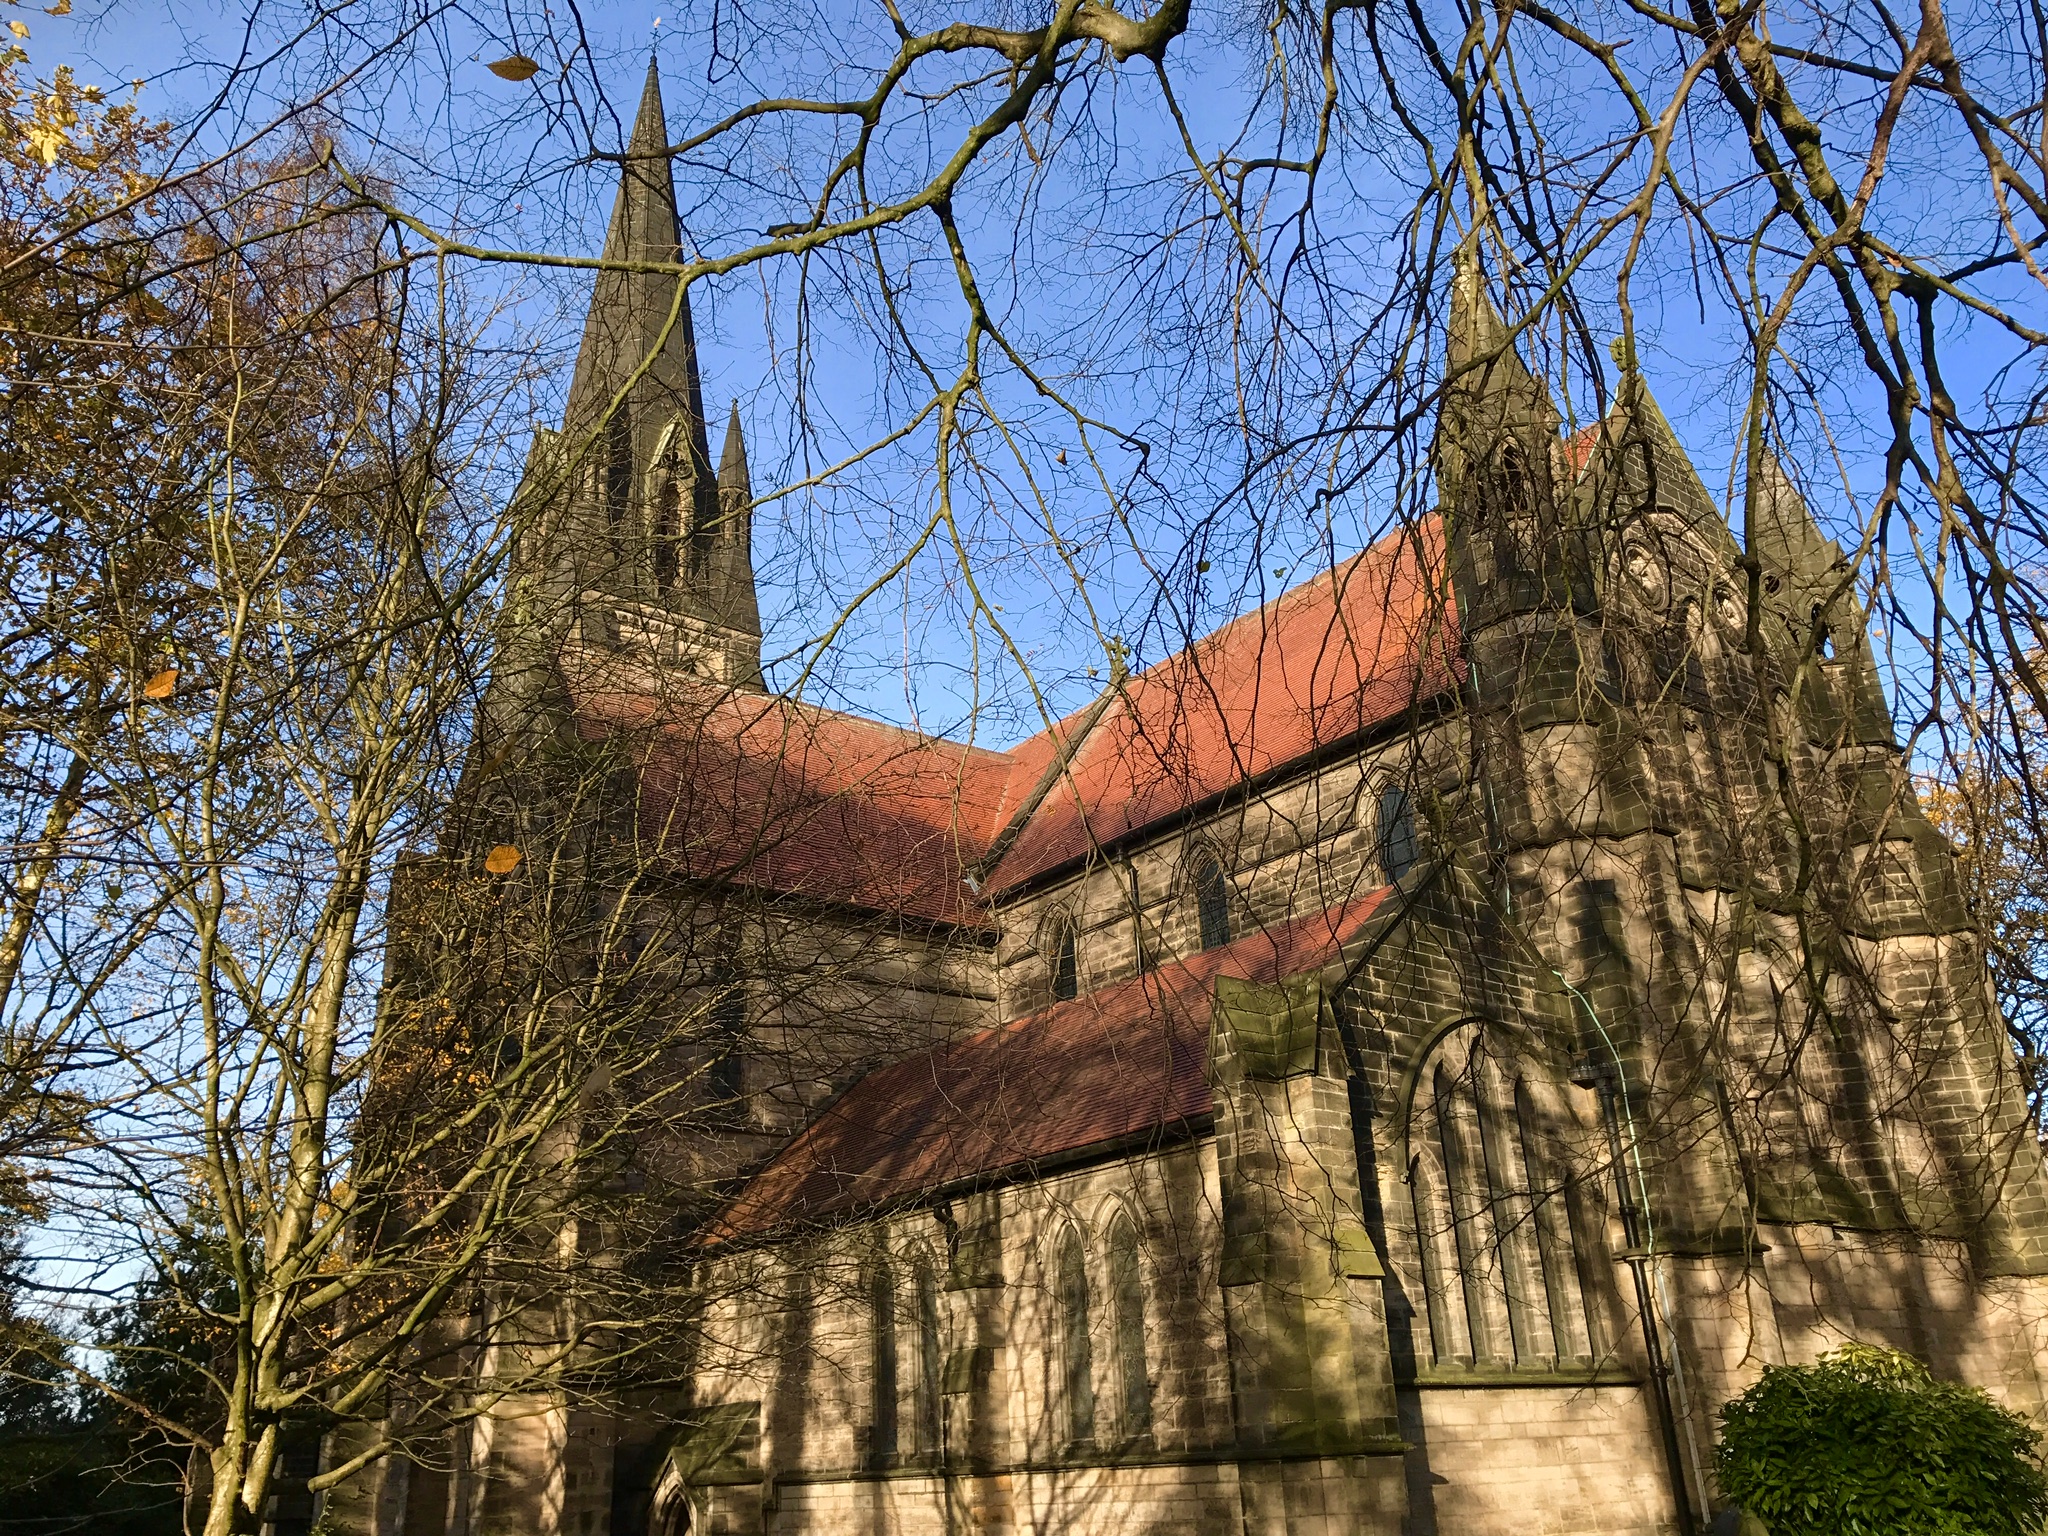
{"left": 8, "top": 0, "right": 2048, "bottom": 1529}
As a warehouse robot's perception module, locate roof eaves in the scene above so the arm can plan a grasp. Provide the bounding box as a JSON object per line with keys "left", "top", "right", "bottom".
{"left": 700, "top": 1111, "right": 1217, "bottom": 1254}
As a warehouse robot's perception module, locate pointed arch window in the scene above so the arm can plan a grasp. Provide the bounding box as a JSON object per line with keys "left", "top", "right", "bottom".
{"left": 1378, "top": 784, "right": 1420, "bottom": 883}
{"left": 1055, "top": 1228, "right": 1095, "bottom": 1446}
{"left": 868, "top": 1262, "right": 900, "bottom": 1464}
{"left": 1476, "top": 441, "right": 1538, "bottom": 571}
{"left": 651, "top": 423, "right": 684, "bottom": 592}
{"left": 688, "top": 457, "right": 716, "bottom": 574}
{"left": 1193, "top": 849, "right": 1231, "bottom": 951}
{"left": 1106, "top": 1215, "right": 1151, "bottom": 1438}
{"left": 914, "top": 1261, "right": 942, "bottom": 1458}
{"left": 705, "top": 925, "right": 747, "bottom": 1109}
{"left": 707, "top": 968, "right": 745, "bottom": 1107}
{"left": 1406, "top": 1023, "right": 1598, "bottom": 1377}
{"left": 1127, "top": 861, "right": 1151, "bottom": 974}
{"left": 1047, "top": 916, "right": 1079, "bottom": 1003}
{"left": 654, "top": 475, "right": 680, "bottom": 590}
{"left": 605, "top": 403, "right": 634, "bottom": 534}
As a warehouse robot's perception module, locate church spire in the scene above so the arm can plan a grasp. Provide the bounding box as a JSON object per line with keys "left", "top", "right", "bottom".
{"left": 718, "top": 401, "right": 750, "bottom": 513}
{"left": 561, "top": 57, "right": 708, "bottom": 446}
{"left": 523, "top": 58, "right": 762, "bottom": 689}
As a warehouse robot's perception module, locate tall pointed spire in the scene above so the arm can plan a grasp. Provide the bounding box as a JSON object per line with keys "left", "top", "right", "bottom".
{"left": 561, "top": 57, "right": 707, "bottom": 442}
{"left": 713, "top": 403, "right": 762, "bottom": 683}
{"left": 514, "top": 58, "right": 764, "bottom": 690}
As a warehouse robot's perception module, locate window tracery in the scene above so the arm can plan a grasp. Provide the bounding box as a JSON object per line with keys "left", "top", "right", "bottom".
{"left": 868, "top": 1261, "right": 899, "bottom": 1463}
{"left": 913, "top": 1259, "right": 942, "bottom": 1458}
{"left": 1475, "top": 441, "right": 1539, "bottom": 572}
{"left": 1377, "top": 783, "right": 1420, "bottom": 883}
{"left": 1044, "top": 913, "right": 1079, "bottom": 1003}
{"left": 1106, "top": 1214, "right": 1150, "bottom": 1438}
{"left": 605, "top": 403, "right": 633, "bottom": 537}
{"left": 1406, "top": 1023, "right": 1599, "bottom": 1375}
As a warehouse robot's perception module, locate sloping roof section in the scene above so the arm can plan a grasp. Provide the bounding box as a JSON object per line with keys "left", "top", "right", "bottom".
{"left": 565, "top": 518, "right": 1459, "bottom": 923}
{"left": 570, "top": 678, "right": 1032, "bottom": 927}
{"left": 705, "top": 889, "right": 1395, "bottom": 1243}
{"left": 986, "top": 520, "right": 1459, "bottom": 890}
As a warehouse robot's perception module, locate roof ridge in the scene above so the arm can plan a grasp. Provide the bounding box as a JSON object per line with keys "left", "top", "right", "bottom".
{"left": 637, "top": 674, "right": 1019, "bottom": 761}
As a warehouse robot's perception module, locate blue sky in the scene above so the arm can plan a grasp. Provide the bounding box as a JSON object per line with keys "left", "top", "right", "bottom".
{"left": 29, "top": 0, "right": 2041, "bottom": 750}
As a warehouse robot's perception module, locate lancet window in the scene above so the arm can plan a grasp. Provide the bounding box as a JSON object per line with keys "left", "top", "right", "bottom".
{"left": 1192, "top": 848, "right": 1231, "bottom": 951}
{"left": 604, "top": 403, "right": 633, "bottom": 535}
{"left": 704, "top": 978, "right": 745, "bottom": 1114}
{"left": 654, "top": 473, "right": 681, "bottom": 590}
{"left": 1045, "top": 915, "right": 1079, "bottom": 1003}
{"left": 1106, "top": 1214, "right": 1151, "bottom": 1438}
{"left": 914, "top": 1260, "right": 942, "bottom": 1458}
{"left": 688, "top": 452, "right": 715, "bottom": 573}
{"left": 1406, "top": 1023, "right": 1598, "bottom": 1374}
{"left": 651, "top": 423, "right": 683, "bottom": 591}
{"left": 868, "top": 1261, "right": 899, "bottom": 1463}
{"left": 1055, "top": 1226, "right": 1095, "bottom": 1445}
{"left": 1475, "top": 440, "right": 1539, "bottom": 572}
{"left": 1377, "top": 782, "right": 1420, "bottom": 883}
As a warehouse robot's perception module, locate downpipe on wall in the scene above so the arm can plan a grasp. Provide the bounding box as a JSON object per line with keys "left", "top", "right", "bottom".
{"left": 1465, "top": 653, "right": 1707, "bottom": 1532}
{"left": 1560, "top": 980, "right": 1704, "bottom": 1536}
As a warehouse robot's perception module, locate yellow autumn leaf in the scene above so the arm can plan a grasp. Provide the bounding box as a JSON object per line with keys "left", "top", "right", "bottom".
{"left": 483, "top": 844, "right": 522, "bottom": 874}
{"left": 46, "top": 0, "right": 71, "bottom": 14}
{"left": 141, "top": 668, "right": 177, "bottom": 699}
{"left": 8, "top": 21, "right": 28, "bottom": 38}
{"left": 485, "top": 54, "right": 539, "bottom": 81}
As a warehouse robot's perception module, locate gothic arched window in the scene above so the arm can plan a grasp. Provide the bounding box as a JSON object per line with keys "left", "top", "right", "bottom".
{"left": 707, "top": 970, "right": 745, "bottom": 1107}
{"left": 1378, "top": 783, "right": 1420, "bottom": 883}
{"left": 1406, "top": 1023, "right": 1597, "bottom": 1375}
{"left": 914, "top": 1260, "right": 942, "bottom": 1458}
{"left": 1047, "top": 916, "right": 1079, "bottom": 1003}
{"left": 654, "top": 457, "right": 681, "bottom": 592}
{"left": 604, "top": 403, "right": 633, "bottom": 535}
{"left": 1055, "top": 1227, "right": 1095, "bottom": 1445}
{"left": 1127, "top": 861, "right": 1151, "bottom": 974}
{"left": 688, "top": 463, "right": 715, "bottom": 574}
{"left": 1476, "top": 441, "right": 1538, "bottom": 571}
{"left": 1192, "top": 849, "right": 1231, "bottom": 951}
{"left": 869, "top": 1262, "right": 899, "bottom": 1464}
{"left": 1106, "top": 1215, "right": 1151, "bottom": 1438}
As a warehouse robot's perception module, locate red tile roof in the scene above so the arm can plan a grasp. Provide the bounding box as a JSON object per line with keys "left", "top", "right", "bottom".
{"left": 1561, "top": 423, "right": 1603, "bottom": 480}
{"left": 570, "top": 678, "right": 1033, "bottom": 926}
{"left": 985, "top": 521, "right": 1459, "bottom": 890}
{"left": 565, "top": 519, "right": 1459, "bottom": 922}
{"left": 705, "top": 889, "right": 1396, "bottom": 1243}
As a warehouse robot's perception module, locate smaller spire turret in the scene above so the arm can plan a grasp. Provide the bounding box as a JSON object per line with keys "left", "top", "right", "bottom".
{"left": 710, "top": 404, "right": 762, "bottom": 685}
{"left": 718, "top": 400, "right": 750, "bottom": 513}
{"left": 1439, "top": 253, "right": 1570, "bottom": 624}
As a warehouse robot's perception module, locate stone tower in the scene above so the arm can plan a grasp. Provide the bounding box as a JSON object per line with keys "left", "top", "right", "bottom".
{"left": 1437, "top": 250, "right": 2048, "bottom": 1520}
{"left": 512, "top": 58, "right": 762, "bottom": 689}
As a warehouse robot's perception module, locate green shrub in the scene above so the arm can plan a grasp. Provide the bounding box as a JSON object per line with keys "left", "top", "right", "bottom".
{"left": 1716, "top": 1343, "right": 2048, "bottom": 1536}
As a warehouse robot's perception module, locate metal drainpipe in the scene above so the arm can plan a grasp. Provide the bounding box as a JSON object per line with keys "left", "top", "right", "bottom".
{"left": 1568, "top": 1043, "right": 1699, "bottom": 1536}
{"left": 1468, "top": 647, "right": 1702, "bottom": 1529}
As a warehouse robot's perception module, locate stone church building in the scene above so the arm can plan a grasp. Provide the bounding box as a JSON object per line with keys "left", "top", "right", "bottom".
{"left": 336, "top": 62, "right": 2048, "bottom": 1536}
